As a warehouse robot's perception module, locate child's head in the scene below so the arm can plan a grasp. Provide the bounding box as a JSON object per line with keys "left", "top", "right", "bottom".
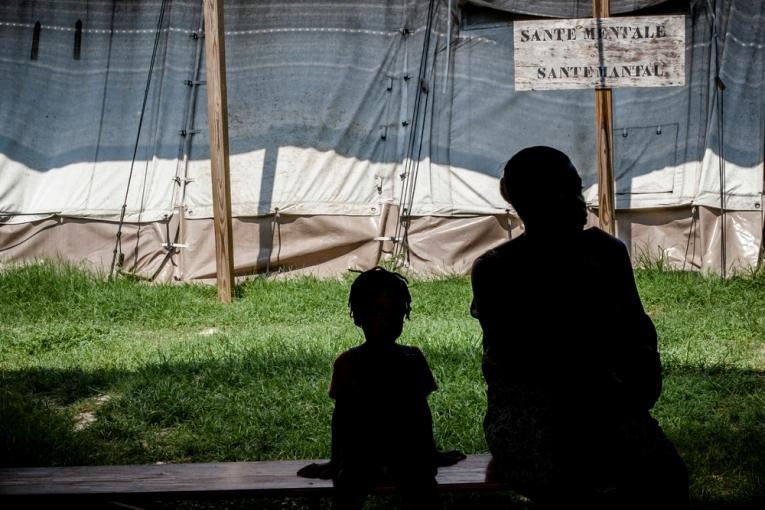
{"left": 348, "top": 267, "right": 411, "bottom": 344}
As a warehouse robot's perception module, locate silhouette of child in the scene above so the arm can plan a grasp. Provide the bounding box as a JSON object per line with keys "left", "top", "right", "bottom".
{"left": 298, "top": 267, "right": 463, "bottom": 510}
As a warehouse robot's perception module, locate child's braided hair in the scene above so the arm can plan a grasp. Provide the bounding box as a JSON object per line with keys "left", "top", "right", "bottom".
{"left": 348, "top": 266, "right": 411, "bottom": 326}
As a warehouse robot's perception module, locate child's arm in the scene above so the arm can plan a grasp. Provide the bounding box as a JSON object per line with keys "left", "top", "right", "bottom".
{"left": 330, "top": 397, "right": 348, "bottom": 465}
{"left": 408, "top": 346, "right": 466, "bottom": 466}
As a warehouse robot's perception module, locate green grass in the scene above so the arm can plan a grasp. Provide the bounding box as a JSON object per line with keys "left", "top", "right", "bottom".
{"left": 1, "top": 261, "right": 764, "bottom": 508}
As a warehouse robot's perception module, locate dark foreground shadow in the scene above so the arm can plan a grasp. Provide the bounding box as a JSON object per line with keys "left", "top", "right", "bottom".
{"left": 1, "top": 359, "right": 763, "bottom": 509}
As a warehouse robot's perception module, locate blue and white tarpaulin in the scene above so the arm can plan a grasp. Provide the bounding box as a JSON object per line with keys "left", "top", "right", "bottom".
{"left": 0, "top": 0, "right": 762, "bottom": 276}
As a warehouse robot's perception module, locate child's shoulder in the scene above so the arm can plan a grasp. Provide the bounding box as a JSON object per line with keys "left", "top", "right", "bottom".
{"left": 375, "top": 343, "right": 427, "bottom": 360}
{"left": 333, "top": 345, "right": 362, "bottom": 367}
{"left": 394, "top": 345, "right": 432, "bottom": 375}
{"left": 331, "top": 343, "right": 436, "bottom": 397}
{"left": 333, "top": 343, "right": 425, "bottom": 366}
{"left": 396, "top": 343, "right": 425, "bottom": 358}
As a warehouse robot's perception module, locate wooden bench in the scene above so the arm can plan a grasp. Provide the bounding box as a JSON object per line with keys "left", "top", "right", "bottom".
{"left": 0, "top": 454, "right": 508, "bottom": 506}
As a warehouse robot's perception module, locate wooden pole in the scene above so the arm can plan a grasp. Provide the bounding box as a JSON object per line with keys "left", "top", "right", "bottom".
{"left": 593, "top": 0, "right": 616, "bottom": 235}
{"left": 203, "top": 0, "right": 235, "bottom": 303}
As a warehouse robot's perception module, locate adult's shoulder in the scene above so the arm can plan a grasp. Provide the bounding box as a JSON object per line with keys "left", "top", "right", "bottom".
{"left": 580, "top": 227, "right": 634, "bottom": 274}
{"left": 472, "top": 237, "right": 526, "bottom": 274}
{"left": 398, "top": 343, "right": 421, "bottom": 354}
{"left": 581, "top": 227, "right": 628, "bottom": 255}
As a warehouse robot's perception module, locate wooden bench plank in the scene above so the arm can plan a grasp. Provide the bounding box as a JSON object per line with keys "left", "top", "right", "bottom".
{"left": 0, "top": 454, "right": 505, "bottom": 500}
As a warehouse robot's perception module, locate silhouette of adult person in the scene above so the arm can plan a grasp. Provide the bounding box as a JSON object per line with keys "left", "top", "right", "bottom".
{"left": 470, "top": 147, "right": 688, "bottom": 509}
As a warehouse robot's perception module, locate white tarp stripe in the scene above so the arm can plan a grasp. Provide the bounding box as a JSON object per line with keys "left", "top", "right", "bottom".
{"left": 0, "top": 0, "right": 763, "bottom": 224}
{"left": 224, "top": 61, "right": 389, "bottom": 74}
{"left": 224, "top": 27, "right": 399, "bottom": 37}
{"left": 725, "top": 33, "right": 765, "bottom": 50}
{"left": 0, "top": 22, "right": 193, "bottom": 35}
{"left": 223, "top": 26, "right": 497, "bottom": 45}
{"left": 403, "top": 25, "right": 498, "bottom": 45}
{"left": 0, "top": 57, "right": 198, "bottom": 76}
{"left": 0, "top": 21, "right": 496, "bottom": 45}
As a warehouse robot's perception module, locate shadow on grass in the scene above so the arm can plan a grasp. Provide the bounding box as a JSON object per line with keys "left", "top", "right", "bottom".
{"left": 1, "top": 361, "right": 763, "bottom": 508}
{"left": 656, "top": 366, "right": 765, "bottom": 509}
{"left": 0, "top": 349, "right": 335, "bottom": 468}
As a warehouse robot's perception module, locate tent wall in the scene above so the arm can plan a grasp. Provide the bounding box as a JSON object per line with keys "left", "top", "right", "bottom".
{"left": 0, "top": 216, "right": 173, "bottom": 279}
{"left": 0, "top": 0, "right": 201, "bottom": 224}
{"left": 464, "top": 1, "right": 672, "bottom": 18}
{"left": 2, "top": 208, "right": 761, "bottom": 279}
{"left": 1, "top": 0, "right": 763, "bottom": 279}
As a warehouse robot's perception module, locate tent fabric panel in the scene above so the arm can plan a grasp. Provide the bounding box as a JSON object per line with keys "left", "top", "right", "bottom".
{"left": 403, "top": 214, "right": 521, "bottom": 276}
{"left": 178, "top": 215, "right": 383, "bottom": 281}
{"left": 694, "top": 0, "right": 765, "bottom": 211}
{"left": 0, "top": 0, "right": 762, "bottom": 279}
{"left": 418, "top": 18, "right": 598, "bottom": 215}
{"left": 694, "top": 206, "right": 763, "bottom": 273}
{"left": 183, "top": 0, "right": 764, "bottom": 217}
{"left": 0, "top": 0, "right": 202, "bottom": 223}
{"left": 184, "top": 0, "right": 414, "bottom": 218}
{"left": 414, "top": 0, "right": 764, "bottom": 215}
{"left": 2, "top": 0, "right": 763, "bottom": 225}
{"left": 464, "top": 0, "right": 671, "bottom": 18}
{"left": 609, "top": 206, "right": 762, "bottom": 273}
{"left": 0, "top": 216, "right": 173, "bottom": 280}
{"left": 403, "top": 207, "right": 763, "bottom": 276}
{"left": 1, "top": 208, "right": 760, "bottom": 279}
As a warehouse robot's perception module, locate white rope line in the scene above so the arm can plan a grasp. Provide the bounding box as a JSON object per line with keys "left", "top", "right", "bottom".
{"left": 725, "top": 33, "right": 765, "bottom": 49}
{"left": 0, "top": 56, "right": 202, "bottom": 76}
{"left": 411, "top": 25, "right": 498, "bottom": 46}
{"left": 224, "top": 27, "right": 398, "bottom": 37}
{"left": 224, "top": 25, "right": 497, "bottom": 46}
{"left": 0, "top": 22, "right": 192, "bottom": 35}
{"left": 226, "top": 61, "right": 386, "bottom": 74}
{"left": 0, "top": 21, "right": 497, "bottom": 45}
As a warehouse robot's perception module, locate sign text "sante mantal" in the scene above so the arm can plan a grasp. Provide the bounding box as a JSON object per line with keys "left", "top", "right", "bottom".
{"left": 513, "top": 16, "right": 686, "bottom": 91}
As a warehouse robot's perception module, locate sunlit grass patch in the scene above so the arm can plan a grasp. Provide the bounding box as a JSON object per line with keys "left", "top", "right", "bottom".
{"left": 1, "top": 260, "right": 763, "bottom": 507}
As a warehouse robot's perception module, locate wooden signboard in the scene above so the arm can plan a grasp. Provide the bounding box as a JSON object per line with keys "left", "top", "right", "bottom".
{"left": 514, "top": 15, "right": 685, "bottom": 91}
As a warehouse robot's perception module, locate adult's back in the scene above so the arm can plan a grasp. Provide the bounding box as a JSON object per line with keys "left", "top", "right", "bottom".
{"left": 470, "top": 146, "right": 687, "bottom": 509}
{"left": 473, "top": 227, "right": 661, "bottom": 419}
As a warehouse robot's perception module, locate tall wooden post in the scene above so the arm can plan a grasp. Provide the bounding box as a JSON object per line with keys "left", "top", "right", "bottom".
{"left": 593, "top": 0, "right": 616, "bottom": 235}
{"left": 204, "top": 0, "right": 235, "bottom": 303}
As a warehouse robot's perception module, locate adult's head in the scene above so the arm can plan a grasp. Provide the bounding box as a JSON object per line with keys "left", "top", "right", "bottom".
{"left": 348, "top": 266, "right": 411, "bottom": 344}
{"left": 500, "top": 146, "right": 587, "bottom": 236}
